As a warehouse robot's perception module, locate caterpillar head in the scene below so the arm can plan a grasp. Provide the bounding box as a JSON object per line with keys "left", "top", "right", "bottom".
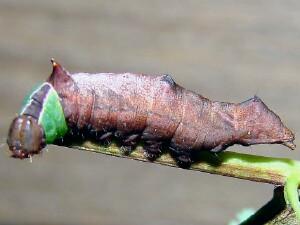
{"left": 237, "top": 96, "right": 295, "bottom": 150}
{"left": 6, "top": 60, "right": 69, "bottom": 159}
{"left": 7, "top": 115, "right": 46, "bottom": 159}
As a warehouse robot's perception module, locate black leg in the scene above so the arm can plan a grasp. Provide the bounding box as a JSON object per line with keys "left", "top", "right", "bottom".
{"left": 169, "top": 146, "right": 193, "bottom": 169}
{"left": 99, "top": 132, "right": 114, "bottom": 146}
{"left": 143, "top": 140, "right": 163, "bottom": 161}
{"left": 210, "top": 143, "right": 232, "bottom": 153}
{"left": 120, "top": 134, "right": 140, "bottom": 155}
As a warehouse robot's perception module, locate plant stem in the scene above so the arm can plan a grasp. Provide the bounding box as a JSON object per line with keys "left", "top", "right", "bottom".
{"left": 56, "top": 140, "right": 300, "bottom": 223}
{"left": 62, "top": 140, "right": 299, "bottom": 186}
{"left": 241, "top": 187, "right": 298, "bottom": 225}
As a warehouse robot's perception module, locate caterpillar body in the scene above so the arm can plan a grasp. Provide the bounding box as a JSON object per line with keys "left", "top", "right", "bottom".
{"left": 7, "top": 59, "right": 295, "bottom": 167}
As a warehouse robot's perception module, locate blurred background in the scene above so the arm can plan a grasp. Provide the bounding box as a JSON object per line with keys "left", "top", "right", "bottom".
{"left": 0, "top": 1, "right": 299, "bottom": 224}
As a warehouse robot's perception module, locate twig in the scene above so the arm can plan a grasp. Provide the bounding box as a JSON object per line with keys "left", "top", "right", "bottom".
{"left": 55, "top": 140, "right": 300, "bottom": 224}
{"left": 61, "top": 141, "right": 298, "bottom": 186}
{"left": 241, "top": 186, "right": 298, "bottom": 225}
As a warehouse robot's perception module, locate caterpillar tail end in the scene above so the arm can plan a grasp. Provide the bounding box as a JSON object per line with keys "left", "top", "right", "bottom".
{"left": 283, "top": 141, "right": 296, "bottom": 150}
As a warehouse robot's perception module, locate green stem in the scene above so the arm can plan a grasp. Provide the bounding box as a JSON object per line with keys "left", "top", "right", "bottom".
{"left": 58, "top": 141, "right": 300, "bottom": 220}
{"left": 284, "top": 169, "right": 300, "bottom": 221}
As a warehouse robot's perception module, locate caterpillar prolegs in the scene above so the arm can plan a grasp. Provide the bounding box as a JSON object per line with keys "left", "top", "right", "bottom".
{"left": 7, "top": 59, "right": 296, "bottom": 168}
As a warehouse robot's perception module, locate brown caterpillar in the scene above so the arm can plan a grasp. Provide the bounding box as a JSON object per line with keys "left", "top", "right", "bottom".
{"left": 7, "top": 59, "right": 295, "bottom": 167}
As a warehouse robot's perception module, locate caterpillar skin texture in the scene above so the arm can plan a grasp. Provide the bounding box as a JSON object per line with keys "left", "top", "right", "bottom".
{"left": 7, "top": 60, "right": 295, "bottom": 167}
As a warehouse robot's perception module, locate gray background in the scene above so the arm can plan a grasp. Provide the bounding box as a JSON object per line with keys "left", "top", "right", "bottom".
{"left": 0, "top": 1, "right": 299, "bottom": 224}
